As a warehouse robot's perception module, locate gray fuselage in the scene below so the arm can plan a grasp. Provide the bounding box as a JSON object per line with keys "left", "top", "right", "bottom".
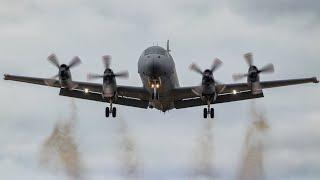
{"left": 138, "top": 46, "right": 179, "bottom": 112}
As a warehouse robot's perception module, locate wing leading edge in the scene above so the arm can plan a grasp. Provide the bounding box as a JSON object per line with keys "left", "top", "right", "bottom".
{"left": 4, "top": 74, "right": 102, "bottom": 92}
{"left": 221, "top": 77, "right": 319, "bottom": 94}
{"left": 173, "top": 77, "right": 318, "bottom": 109}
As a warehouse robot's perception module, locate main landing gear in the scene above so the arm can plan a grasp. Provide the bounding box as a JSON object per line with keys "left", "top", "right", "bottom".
{"left": 203, "top": 102, "right": 214, "bottom": 119}
{"left": 106, "top": 101, "right": 116, "bottom": 118}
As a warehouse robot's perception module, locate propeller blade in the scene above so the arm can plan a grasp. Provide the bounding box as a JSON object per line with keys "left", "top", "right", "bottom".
{"left": 215, "top": 80, "right": 226, "bottom": 93}
{"left": 232, "top": 73, "right": 248, "bottom": 81}
{"left": 211, "top": 58, "right": 223, "bottom": 72}
{"left": 68, "top": 56, "right": 82, "bottom": 68}
{"left": 87, "top": 73, "right": 104, "bottom": 80}
{"left": 191, "top": 86, "right": 203, "bottom": 96}
{"left": 114, "top": 71, "right": 129, "bottom": 78}
{"left": 244, "top": 52, "right": 253, "bottom": 66}
{"left": 215, "top": 79, "right": 223, "bottom": 85}
{"left": 44, "top": 74, "right": 59, "bottom": 86}
{"left": 102, "top": 55, "right": 111, "bottom": 69}
{"left": 259, "top": 63, "right": 274, "bottom": 73}
{"left": 189, "top": 63, "right": 203, "bottom": 75}
{"left": 67, "top": 81, "right": 78, "bottom": 89}
{"left": 52, "top": 74, "right": 59, "bottom": 79}
{"left": 44, "top": 79, "right": 56, "bottom": 86}
{"left": 47, "top": 54, "right": 60, "bottom": 68}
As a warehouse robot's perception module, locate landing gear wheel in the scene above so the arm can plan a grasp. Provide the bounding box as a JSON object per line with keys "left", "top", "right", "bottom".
{"left": 112, "top": 107, "right": 117, "bottom": 118}
{"left": 105, "top": 107, "right": 110, "bottom": 118}
{"left": 210, "top": 108, "right": 214, "bottom": 119}
{"left": 203, "top": 108, "right": 208, "bottom": 119}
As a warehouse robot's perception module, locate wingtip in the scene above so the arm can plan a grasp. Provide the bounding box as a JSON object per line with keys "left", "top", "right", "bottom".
{"left": 312, "top": 77, "right": 319, "bottom": 83}
{"left": 3, "top": 74, "right": 9, "bottom": 80}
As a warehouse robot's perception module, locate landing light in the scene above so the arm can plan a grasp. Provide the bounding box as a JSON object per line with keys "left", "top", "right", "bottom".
{"left": 232, "top": 90, "right": 237, "bottom": 95}
{"left": 156, "top": 84, "right": 160, "bottom": 88}
{"left": 84, "top": 88, "right": 89, "bottom": 93}
{"left": 151, "top": 84, "right": 155, "bottom": 88}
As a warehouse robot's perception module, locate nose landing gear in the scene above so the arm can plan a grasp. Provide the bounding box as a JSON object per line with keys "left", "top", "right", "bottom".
{"left": 151, "top": 92, "right": 159, "bottom": 100}
{"left": 203, "top": 101, "right": 214, "bottom": 119}
{"left": 105, "top": 101, "right": 117, "bottom": 118}
{"left": 151, "top": 86, "right": 160, "bottom": 100}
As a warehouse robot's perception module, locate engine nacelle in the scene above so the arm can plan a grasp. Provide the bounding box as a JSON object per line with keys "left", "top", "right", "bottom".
{"left": 246, "top": 66, "right": 262, "bottom": 94}
{"left": 58, "top": 65, "right": 77, "bottom": 89}
{"left": 233, "top": 53, "right": 274, "bottom": 95}
{"left": 198, "top": 84, "right": 217, "bottom": 104}
{"left": 246, "top": 66, "right": 259, "bottom": 83}
{"left": 102, "top": 75, "right": 117, "bottom": 98}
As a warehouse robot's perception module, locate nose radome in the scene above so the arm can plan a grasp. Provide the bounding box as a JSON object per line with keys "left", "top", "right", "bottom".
{"left": 144, "top": 57, "right": 165, "bottom": 77}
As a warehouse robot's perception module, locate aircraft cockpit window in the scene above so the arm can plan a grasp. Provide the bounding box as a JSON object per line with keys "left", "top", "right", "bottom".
{"left": 157, "top": 49, "right": 166, "bottom": 55}
{"left": 144, "top": 48, "right": 166, "bottom": 56}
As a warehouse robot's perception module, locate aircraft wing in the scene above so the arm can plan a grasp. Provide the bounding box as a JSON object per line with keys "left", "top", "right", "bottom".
{"left": 4, "top": 74, "right": 103, "bottom": 92}
{"left": 173, "top": 77, "right": 318, "bottom": 108}
{"left": 174, "top": 91, "right": 264, "bottom": 109}
{"left": 220, "top": 77, "right": 319, "bottom": 94}
{"left": 59, "top": 89, "right": 149, "bottom": 109}
{"left": 117, "top": 86, "right": 150, "bottom": 100}
{"left": 4, "top": 74, "right": 61, "bottom": 87}
{"left": 4, "top": 74, "right": 150, "bottom": 101}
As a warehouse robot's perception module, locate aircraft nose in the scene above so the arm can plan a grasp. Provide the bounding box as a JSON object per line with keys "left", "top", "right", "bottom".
{"left": 145, "top": 56, "right": 164, "bottom": 77}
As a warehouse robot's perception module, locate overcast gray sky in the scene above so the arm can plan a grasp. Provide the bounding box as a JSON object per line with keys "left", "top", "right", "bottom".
{"left": 0, "top": 0, "right": 319, "bottom": 180}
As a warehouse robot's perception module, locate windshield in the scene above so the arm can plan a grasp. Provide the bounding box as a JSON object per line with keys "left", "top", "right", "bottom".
{"left": 144, "top": 47, "right": 166, "bottom": 56}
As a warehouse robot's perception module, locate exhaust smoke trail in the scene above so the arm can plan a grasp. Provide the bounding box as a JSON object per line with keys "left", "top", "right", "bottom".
{"left": 237, "top": 103, "right": 269, "bottom": 180}
{"left": 118, "top": 117, "right": 142, "bottom": 179}
{"left": 39, "top": 100, "right": 83, "bottom": 180}
{"left": 190, "top": 119, "right": 215, "bottom": 179}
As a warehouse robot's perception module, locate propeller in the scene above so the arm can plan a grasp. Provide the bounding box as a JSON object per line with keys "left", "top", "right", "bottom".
{"left": 45, "top": 54, "right": 82, "bottom": 88}
{"left": 87, "top": 55, "right": 129, "bottom": 81}
{"left": 190, "top": 58, "right": 222, "bottom": 75}
{"left": 232, "top": 52, "right": 274, "bottom": 81}
{"left": 189, "top": 58, "right": 225, "bottom": 94}
{"left": 47, "top": 54, "right": 81, "bottom": 70}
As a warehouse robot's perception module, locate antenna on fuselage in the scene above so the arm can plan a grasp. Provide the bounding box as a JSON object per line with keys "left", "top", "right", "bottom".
{"left": 167, "top": 40, "right": 171, "bottom": 52}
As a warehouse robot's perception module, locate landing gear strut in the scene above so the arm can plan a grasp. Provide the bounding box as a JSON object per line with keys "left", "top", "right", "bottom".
{"left": 106, "top": 101, "right": 117, "bottom": 118}
{"left": 203, "top": 101, "right": 214, "bottom": 119}
{"left": 151, "top": 87, "right": 159, "bottom": 100}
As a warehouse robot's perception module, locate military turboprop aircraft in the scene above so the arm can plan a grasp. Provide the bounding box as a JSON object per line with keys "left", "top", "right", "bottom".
{"left": 4, "top": 41, "right": 319, "bottom": 118}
